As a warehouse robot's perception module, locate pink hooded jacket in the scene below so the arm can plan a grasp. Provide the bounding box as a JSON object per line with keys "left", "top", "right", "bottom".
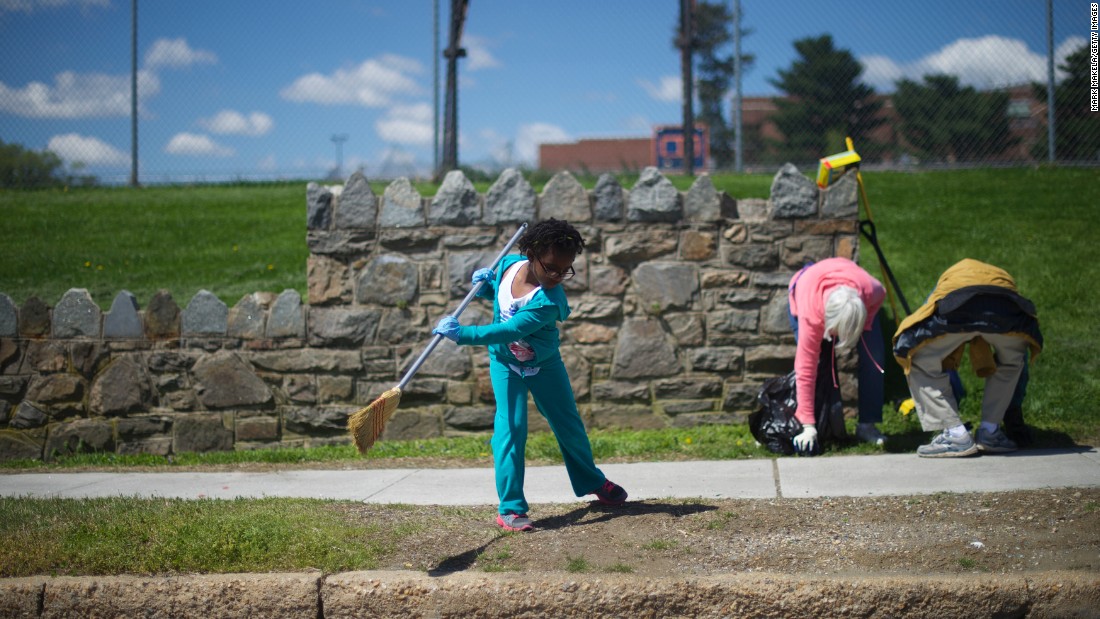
{"left": 787, "top": 258, "right": 885, "bottom": 425}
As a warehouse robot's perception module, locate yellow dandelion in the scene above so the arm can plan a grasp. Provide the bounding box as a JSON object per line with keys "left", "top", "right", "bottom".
{"left": 267, "top": 264, "right": 275, "bottom": 270}
{"left": 84, "top": 261, "right": 91, "bottom": 268}
{"left": 96, "top": 264, "right": 104, "bottom": 271}
{"left": 899, "top": 398, "right": 916, "bottom": 416}
{"left": 232, "top": 244, "right": 239, "bottom": 252}
{"left": 684, "top": 437, "right": 693, "bottom": 445}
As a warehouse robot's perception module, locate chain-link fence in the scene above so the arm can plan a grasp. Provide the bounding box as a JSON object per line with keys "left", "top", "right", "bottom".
{"left": 1, "top": 1, "right": 1096, "bottom": 187}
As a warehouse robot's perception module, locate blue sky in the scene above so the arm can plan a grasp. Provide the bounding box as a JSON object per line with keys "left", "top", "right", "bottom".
{"left": 0, "top": 0, "right": 1089, "bottom": 182}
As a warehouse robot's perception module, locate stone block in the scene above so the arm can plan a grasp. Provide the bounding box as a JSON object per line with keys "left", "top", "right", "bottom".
{"left": 588, "top": 404, "right": 665, "bottom": 430}
{"left": 683, "top": 173, "right": 723, "bottom": 222}
{"left": 267, "top": 289, "right": 307, "bottom": 337}
{"left": 680, "top": 230, "right": 716, "bottom": 261}
{"left": 654, "top": 376, "right": 723, "bottom": 399}
{"left": 181, "top": 290, "right": 227, "bottom": 337}
{"left": 249, "top": 349, "right": 362, "bottom": 373}
{"left": 484, "top": 168, "right": 536, "bottom": 224}
{"left": 192, "top": 351, "right": 273, "bottom": 410}
{"left": 593, "top": 173, "right": 625, "bottom": 221}
{"left": 0, "top": 429, "right": 43, "bottom": 460}
{"left": 227, "top": 293, "right": 269, "bottom": 339}
{"left": 334, "top": 171, "right": 378, "bottom": 228}
{"left": 9, "top": 401, "right": 47, "bottom": 429}
{"left": 604, "top": 229, "right": 678, "bottom": 263}
{"left": 821, "top": 170, "right": 859, "bottom": 218}
{"left": 44, "top": 418, "right": 115, "bottom": 459}
{"left": 236, "top": 414, "right": 279, "bottom": 441}
{"left": 306, "top": 182, "right": 333, "bottom": 229}
{"left": 317, "top": 375, "right": 353, "bottom": 402}
{"left": 628, "top": 167, "right": 681, "bottom": 222}
{"left": 443, "top": 406, "right": 494, "bottom": 431}
{"left": 89, "top": 355, "right": 154, "bottom": 416}
{"left": 769, "top": 163, "right": 818, "bottom": 219}
{"left": 284, "top": 406, "right": 353, "bottom": 435}
{"left": 632, "top": 263, "right": 698, "bottom": 312}
{"left": 173, "top": 413, "right": 233, "bottom": 453}
{"left": 52, "top": 289, "right": 101, "bottom": 338}
{"left": 0, "top": 293, "right": 16, "bottom": 337}
{"left": 144, "top": 290, "right": 180, "bottom": 339}
{"left": 307, "top": 308, "right": 381, "bottom": 347}
{"left": 690, "top": 347, "right": 745, "bottom": 373}
{"left": 381, "top": 408, "right": 441, "bottom": 440}
{"left": 379, "top": 177, "right": 426, "bottom": 228}
{"left": 307, "top": 254, "right": 349, "bottom": 306}
{"left": 103, "top": 291, "right": 143, "bottom": 339}
{"left": 356, "top": 255, "right": 418, "bottom": 306}
{"left": 429, "top": 170, "right": 480, "bottom": 225}
{"left": 540, "top": 170, "right": 591, "bottom": 222}
{"left": 18, "top": 296, "right": 49, "bottom": 338}
{"left": 611, "top": 318, "right": 681, "bottom": 379}
{"left": 745, "top": 345, "right": 796, "bottom": 375}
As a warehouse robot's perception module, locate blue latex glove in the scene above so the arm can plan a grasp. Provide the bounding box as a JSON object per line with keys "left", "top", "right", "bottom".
{"left": 433, "top": 316, "right": 461, "bottom": 342}
{"left": 471, "top": 268, "right": 495, "bottom": 286}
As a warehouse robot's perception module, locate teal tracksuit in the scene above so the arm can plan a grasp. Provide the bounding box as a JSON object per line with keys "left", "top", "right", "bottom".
{"left": 454, "top": 254, "right": 606, "bottom": 515}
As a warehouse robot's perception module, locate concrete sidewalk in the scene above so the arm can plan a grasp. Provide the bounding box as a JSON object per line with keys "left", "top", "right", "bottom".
{"left": 3, "top": 448, "right": 1099, "bottom": 504}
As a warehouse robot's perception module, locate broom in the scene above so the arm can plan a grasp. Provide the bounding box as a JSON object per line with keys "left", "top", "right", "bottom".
{"left": 348, "top": 222, "right": 528, "bottom": 453}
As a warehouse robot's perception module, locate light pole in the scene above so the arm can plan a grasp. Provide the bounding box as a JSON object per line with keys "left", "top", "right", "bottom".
{"left": 331, "top": 134, "right": 348, "bottom": 179}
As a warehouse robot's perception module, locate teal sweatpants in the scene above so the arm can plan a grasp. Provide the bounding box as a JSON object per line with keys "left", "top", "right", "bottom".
{"left": 489, "top": 358, "right": 606, "bottom": 515}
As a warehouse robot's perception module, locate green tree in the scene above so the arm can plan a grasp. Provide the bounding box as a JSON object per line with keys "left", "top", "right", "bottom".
{"left": 687, "top": 2, "right": 753, "bottom": 169}
{"left": 1032, "top": 44, "right": 1100, "bottom": 161}
{"left": 894, "top": 74, "right": 1017, "bottom": 162}
{"left": 0, "top": 139, "right": 66, "bottom": 189}
{"left": 768, "top": 34, "right": 883, "bottom": 162}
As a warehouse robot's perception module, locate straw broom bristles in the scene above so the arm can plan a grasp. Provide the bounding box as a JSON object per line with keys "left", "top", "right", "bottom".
{"left": 348, "top": 387, "right": 402, "bottom": 453}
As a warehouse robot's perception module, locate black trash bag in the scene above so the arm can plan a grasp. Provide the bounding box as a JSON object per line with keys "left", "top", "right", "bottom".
{"left": 749, "top": 341, "right": 846, "bottom": 456}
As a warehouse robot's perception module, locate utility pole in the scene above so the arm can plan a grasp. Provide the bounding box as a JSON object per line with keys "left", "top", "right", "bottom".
{"left": 439, "top": 0, "right": 469, "bottom": 180}
{"left": 678, "top": 0, "right": 695, "bottom": 176}
{"left": 732, "top": 0, "right": 743, "bottom": 172}
{"left": 1045, "top": 0, "right": 1056, "bottom": 163}
{"left": 433, "top": 0, "right": 440, "bottom": 175}
{"left": 331, "top": 134, "right": 348, "bottom": 179}
{"left": 129, "top": 0, "right": 139, "bottom": 187}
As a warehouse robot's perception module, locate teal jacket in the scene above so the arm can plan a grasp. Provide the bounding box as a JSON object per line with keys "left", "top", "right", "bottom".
{"left": 454, "top": 254, "right": 571, "bottom": 368}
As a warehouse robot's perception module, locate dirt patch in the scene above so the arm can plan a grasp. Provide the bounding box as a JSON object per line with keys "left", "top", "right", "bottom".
{"left": 333, "top": 488, "right": 1100, "bottom": 578}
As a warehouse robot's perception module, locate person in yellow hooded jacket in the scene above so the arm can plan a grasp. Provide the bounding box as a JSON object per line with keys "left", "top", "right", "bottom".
{"left": 893, "top": 259, "right": 1042, "bottom": 458}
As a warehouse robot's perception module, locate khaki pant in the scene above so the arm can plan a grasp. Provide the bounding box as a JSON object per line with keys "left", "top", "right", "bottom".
{"left": 907, "top": 332, "right": 1030, "bottom": 431}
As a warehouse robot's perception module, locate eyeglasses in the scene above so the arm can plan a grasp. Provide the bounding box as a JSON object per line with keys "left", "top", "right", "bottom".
{"left": 535, "top": 256, "right": 575, "bottom": 280}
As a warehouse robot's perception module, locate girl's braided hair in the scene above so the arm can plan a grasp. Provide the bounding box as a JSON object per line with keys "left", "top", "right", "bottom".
{"left": 517, "top": 218, "right": 586, "bottom": 256}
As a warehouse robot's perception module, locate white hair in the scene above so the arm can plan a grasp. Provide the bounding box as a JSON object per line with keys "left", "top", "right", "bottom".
{"left": 824, "top": 286, "right": 867, "bottom": 352}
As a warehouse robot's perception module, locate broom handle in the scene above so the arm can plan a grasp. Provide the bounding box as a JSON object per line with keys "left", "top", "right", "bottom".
{"left": 396, "top": 222, "right": 528, "bottom": 390}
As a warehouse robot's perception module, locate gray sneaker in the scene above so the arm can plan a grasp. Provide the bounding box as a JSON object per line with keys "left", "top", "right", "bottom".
{"left": 496, "top": 513, "right": 533, "bottom": 532}
{"left": 976, "top": 427, "right": 1018, "bottom": 454}
{"left": 917, "top": 431, "right": 979, "bottom": 458}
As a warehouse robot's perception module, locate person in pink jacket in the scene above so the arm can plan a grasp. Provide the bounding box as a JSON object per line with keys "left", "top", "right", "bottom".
{"left": 787, "top": 257, "right": 887, "bottom": 452}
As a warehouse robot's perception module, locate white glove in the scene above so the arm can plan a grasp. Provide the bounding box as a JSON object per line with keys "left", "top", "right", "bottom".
{"left": 792, "top": 425, "right": 818, "bottom": 453}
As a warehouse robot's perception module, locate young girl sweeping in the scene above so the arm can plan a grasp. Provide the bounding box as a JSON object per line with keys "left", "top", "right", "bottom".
{"left": 433, "top": 218, "right": 628, "bottom": 531}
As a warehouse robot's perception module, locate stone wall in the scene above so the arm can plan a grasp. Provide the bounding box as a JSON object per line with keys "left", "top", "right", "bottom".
{"left": 0, "top": 164, "right": 861, "bottom": 461}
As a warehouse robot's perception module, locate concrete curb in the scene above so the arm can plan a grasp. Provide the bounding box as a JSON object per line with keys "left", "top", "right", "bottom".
{"left": 2, "top": 570, "right": 1097, "bottom": 618}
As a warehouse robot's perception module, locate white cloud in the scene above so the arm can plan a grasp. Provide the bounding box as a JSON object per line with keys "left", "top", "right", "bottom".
{"left": 198, "top": 109, "right": 274, "bottom": 136}
{"left": 46, "top": 133, "right": 128, "bottom": 166}
{"left": 463, "top": 35, "right": 502, "bottom": 71}
{"left": 0, "top": 36, "right": 213, "bottom": 120}
{"left": 622, "top": 114, "right": 652, "bottom": 132}
{"left": 280, "top": 54, "right": 424, "bottom": 107}
{"left": 637, "top": 75, "right": 681, "bottom": 103}
{"left": 0, "top": 0, "right": 108, "bottom": 14}
{"left": 144, "top": 38, "right": 218, "bottom": 69}
{"left": 375, "top": 103, "right": 433, "bottom": 145}
{"left": 164, "top": 133, "right": 233, "bottom": 157}
{"left": 257, "top": 153, "right": 277, "bottom": 171}
{"left": 515, "top": 122, "right": 570, "bottom": 165}
{"left": 0, "top": 69, "right": 159, "bottom": 118}
{"left": 860, "top": 35, "right": 1088, "bottom": 92}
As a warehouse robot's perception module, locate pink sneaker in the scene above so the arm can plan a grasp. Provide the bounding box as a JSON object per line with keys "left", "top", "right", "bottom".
{"left": 591, "top": 479, "right": 628, "bottom": 506}
{"left": 496, "top": 513, "right": 533, "bottom": 532}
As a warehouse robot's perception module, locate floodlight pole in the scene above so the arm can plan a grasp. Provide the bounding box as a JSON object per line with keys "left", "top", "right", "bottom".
{"left": 732, "top": 0, "right": 743, "bottom": 173}
{"left": 678, "top": 0, "right": 695, "bottom": 176}
{"left": 433, "top": 0, "right": 440, "bottom": 175}
{"left": 438, "top": 0, "right": 469, "bottom": 180}
{"left": 129, "top": 0, "right": 139, "bottom": 187}
{"left": 331, "top": 134, "right": 348, "bottom": 179}
{"left": 1045, "top": 0, "right": 1056, "bottom": 163}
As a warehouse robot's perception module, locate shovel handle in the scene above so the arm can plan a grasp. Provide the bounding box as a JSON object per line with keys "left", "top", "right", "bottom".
{"left": 395, "top": 222, "right": 528, "bottom": 390}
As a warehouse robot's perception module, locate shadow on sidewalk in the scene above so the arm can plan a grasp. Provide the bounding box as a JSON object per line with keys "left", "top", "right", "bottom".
{"left": 427, "top": 500, "right": 717, "bottom": 577}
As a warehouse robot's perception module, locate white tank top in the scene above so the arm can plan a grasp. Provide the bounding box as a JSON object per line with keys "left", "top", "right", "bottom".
{"left": 498, "top": 261, "right": 540, "bottom": 376}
